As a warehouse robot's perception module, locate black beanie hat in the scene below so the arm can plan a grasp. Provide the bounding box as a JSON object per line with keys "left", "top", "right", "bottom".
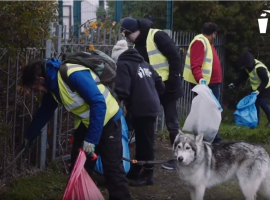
{"left": 237, "top": 51, "right": 255, "bottom": 69}
{"left": 120, "top": 17, "right": 140, "bottom": 36}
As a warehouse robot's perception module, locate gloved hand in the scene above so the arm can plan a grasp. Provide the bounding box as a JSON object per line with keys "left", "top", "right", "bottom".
{"left": 82, "top": 141, "right": 95, "bottom": 156}
{"left": 228, "top": 83, "right": 235, "bottom": 89}
{"left": 252, "top": 90, "right": 259, "bottom": 95}
{"left": 199, "top": 78, "right": 207, "bottom": 85}
{"left": 166, "top": 74, "right": 179, "bottom": 92}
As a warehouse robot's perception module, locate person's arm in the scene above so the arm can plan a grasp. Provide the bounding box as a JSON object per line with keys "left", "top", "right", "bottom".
{"left": 114, "top": 62, "right": 132, "bottom": 101}
{"left": 26, "top": 93, "right": 58, "bottom": 141}
{"left": 256, "top": 67, "right": 269, "bottom": 92}
{"left": 233, "top": 70, "right": 249, "bottom": 87}
{"left": 154, "top": 31, "right": 181, "bottom": 86}
{"left": 189, "top": 41, "right": 205, "bottom": 83}
{"left": 68, "top": 70, "right": 106, "bottom": 145}
{"left": 149, "top": 64, "right": 165, "bottom": 96}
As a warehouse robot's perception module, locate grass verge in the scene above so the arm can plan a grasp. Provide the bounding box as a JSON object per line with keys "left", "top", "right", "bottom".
{"left": 0, "top": 167, "right": 68, "bottom": 200}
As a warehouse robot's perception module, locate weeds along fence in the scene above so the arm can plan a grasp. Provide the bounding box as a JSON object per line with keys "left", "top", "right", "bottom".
{"left": 0, "top": 24, "right": 226, "bottom": 178}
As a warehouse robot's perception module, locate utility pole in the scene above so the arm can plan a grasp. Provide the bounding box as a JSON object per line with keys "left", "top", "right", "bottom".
{"left": 58, "top": 0, "right": 63, "bottom": 25}
{"left": 166, "top": 0, "right": 173, "bottom": 31}
{"left": 114, "top": 1, "right": 123, "bottom": 23}
{"left": 73, "top": 0, "right": 82, "bottom": 37}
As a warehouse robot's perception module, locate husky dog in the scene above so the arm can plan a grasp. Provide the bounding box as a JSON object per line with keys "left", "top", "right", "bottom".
{"left": 173, "top": 131, "right": 270, "bottom": 200}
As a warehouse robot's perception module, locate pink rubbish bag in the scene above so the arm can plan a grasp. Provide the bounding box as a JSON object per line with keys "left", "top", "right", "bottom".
{"left": 62, "top": 149, "right": 105, "bottom": 200}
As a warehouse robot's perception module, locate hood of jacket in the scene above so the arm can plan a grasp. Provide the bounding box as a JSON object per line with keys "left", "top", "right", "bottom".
{"left": 134, "top": 18, "right": 154, "bottom": 44}
{"left": 237, "top": 51, "right": 255, "bottom": 71}
{"left": 117, "top": 48, "right": 144, "bottom": 63}
{"left": 44, "top": 58, "right": 61, "bottom": 91}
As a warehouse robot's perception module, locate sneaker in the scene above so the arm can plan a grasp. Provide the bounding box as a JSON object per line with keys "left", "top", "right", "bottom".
{"left": 161, "top": 159, "right": 176, "bottom": 170}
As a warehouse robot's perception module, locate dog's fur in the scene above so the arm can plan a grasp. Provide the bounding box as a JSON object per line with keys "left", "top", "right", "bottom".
{"left": 173, "top": 131, "right": 270, "bottom": 200}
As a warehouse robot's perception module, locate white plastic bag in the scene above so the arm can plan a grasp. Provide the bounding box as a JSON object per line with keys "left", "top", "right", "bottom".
{"left": 182, "top": 85, "right": 223, "bottom": 143}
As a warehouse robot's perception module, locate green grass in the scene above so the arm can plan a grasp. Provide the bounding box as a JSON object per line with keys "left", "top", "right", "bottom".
{"left": 219, "top": 109, "right": 270, "bottom": 144}
{"left": 159, "top": 108, "right": 270, "bottom": 145}
{"left": 0, "top": 163, "right": 69, "bottom": 200}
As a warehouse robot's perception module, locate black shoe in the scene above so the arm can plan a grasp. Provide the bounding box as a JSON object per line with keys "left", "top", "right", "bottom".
{"left": 129, "top": 167, "right": 154, "bottom": 187}
{"left": 161, "top": 159, "right": 176, "bottom": 170}
{"left": 126, "top": 164, "right": 142, "bottom": 180}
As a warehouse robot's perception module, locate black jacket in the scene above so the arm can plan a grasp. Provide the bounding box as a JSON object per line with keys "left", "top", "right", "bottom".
{"left": 234, "top": 55, "right": 270, "bottom": 98}
{"left": 114, "top": 49, "right": 165, "bottom": 117}
{"left": 133, "top": 19, "right": 184, "bottom": 103}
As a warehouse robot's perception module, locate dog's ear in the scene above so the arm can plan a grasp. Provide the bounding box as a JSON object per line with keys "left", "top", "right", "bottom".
{"left": 195, "top": 133, "right": 204, "bottom": 144}
{"left": 173, "top": 132, "right": 182, "bottom": 150}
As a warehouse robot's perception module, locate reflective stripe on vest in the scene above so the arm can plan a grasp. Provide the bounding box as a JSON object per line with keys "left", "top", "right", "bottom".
{"left": 248, "top": 59, "right": 270, "bottom": 90}
{"left": 146, "top": 29, "right": 170, "bottom": 81}
{"left": 53, "top": 63, "right": 119, "bottom": 128}
{"left": 183, "top": 34, "right": 213, "bottom": 85}
{"left": 78, "top": 87, "right": 109, "bottom": 119}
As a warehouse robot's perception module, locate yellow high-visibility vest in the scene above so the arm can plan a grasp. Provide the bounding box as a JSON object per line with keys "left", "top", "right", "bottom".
{"left": 183, "top": 34, "right": 213, "bottom": 85}
{"left": 247, "top": 59, "right": 270, "bottom": 91}
{"left": 52, "top": 63, "right": 119, "bottom": 129}
{"left": 134, "top": 29, "right": 169, "bottom": 81}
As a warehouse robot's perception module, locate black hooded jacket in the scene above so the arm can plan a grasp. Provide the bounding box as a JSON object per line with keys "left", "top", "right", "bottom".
{"left": 233, "top": 52, "right": 270, "bottom": 98}
{"left": 133, "top": 19, "right": 184, "bottom": 103}
{"left": 114, "top": 48, "right": 165, "bottom": 117}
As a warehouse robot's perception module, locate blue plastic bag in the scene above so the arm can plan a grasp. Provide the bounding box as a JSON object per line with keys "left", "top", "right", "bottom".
{"left": 233, "top": 93, "right": 258, "bottom": 128}
{"left": 94, "top": 115, "right": 131, "bottom": 174}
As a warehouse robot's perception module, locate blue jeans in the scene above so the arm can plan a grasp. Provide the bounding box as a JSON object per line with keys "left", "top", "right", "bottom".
{"left": 255, "top": 97, "right": 270, "bottom": 124}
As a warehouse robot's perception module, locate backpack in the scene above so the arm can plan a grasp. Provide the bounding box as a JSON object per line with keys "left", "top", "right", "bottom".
{"left": 60, "top": 50, "right": 117, "bottom": 91}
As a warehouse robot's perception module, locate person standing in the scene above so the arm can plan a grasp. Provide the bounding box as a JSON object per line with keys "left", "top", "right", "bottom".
{"left": 120, "top": 17, "right": 184, "bottom": 170}
{"left": 112, "top": 40, "right": 165, "bottom": 186}
{"left": 183, "top": 22, "right": 223, "bottom": 143}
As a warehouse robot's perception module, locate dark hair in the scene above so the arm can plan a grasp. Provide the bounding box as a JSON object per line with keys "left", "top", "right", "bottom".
{"left": 202, "top": 22, "right": 218, "bottom": 35}
{"left": 22, "top": 59, "right": 45, "bottom": 87}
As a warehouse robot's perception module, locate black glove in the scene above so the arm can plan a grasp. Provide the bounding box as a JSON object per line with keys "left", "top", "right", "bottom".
{"left": 166, "top": 74, "right": 179, "bottom": 92}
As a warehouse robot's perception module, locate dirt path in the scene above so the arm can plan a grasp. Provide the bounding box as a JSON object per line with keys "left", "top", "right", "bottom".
{"left": 0, "top": 137, "right": 267, "bottom": 200}
{"left": 94, "top": 138, "right": 266, "bottom": 200}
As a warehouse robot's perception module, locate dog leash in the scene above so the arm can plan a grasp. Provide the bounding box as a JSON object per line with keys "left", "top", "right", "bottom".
{"left": 69, "top": 138, "right": 170, "bottom": 165}
{"left": 122, "top": 157, "right": 169, "bottom": 165}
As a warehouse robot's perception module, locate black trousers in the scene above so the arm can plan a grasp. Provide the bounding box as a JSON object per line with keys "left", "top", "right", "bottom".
{"left": 70, "top": 119, "right": 131, "bottom": 200}
{"left": 132, "top": 116, "right": 156, "bottom": 169}
{"left": 161, "top": 100, "right": 180, "bottom": 145}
